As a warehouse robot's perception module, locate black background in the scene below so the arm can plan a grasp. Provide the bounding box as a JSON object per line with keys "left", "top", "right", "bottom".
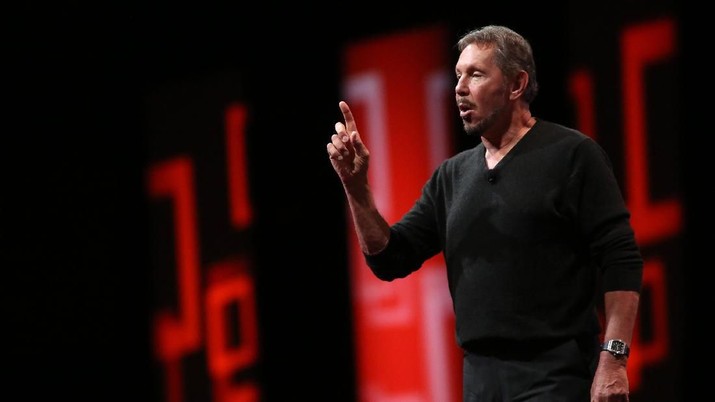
{"left": 3, "top": 2, "right": 704, "bottom": 401}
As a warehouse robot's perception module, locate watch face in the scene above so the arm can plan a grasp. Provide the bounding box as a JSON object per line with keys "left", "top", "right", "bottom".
{"left": 603, "top": 339, "right": 629, "bottom": 356}
{"left": 611, "top": 340, "right": 626, "bottom": 353}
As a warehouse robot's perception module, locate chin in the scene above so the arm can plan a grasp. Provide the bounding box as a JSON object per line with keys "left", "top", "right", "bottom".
{"left": 463, "top": 122, "right": 482, "bottom": 137}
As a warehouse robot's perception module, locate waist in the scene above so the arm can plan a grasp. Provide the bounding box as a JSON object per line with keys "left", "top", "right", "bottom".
{"left": 463, "top": 335, "right": 597, "bottom": 358}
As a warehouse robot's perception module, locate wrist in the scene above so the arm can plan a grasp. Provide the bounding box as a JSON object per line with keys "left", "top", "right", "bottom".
{"left": 600, "top": 339, "right": 630, "bottom": 359}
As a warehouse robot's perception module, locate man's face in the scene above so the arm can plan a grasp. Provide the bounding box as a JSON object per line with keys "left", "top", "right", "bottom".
{"left": 454, "top": 43, "right": 510, "bottom": 137}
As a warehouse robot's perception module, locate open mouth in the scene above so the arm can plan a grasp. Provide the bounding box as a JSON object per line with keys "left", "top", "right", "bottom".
{"left": 458, "top": 103, "right": 473, "bottom": 119}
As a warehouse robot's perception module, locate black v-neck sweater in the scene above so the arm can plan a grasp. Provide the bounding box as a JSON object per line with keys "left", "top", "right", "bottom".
{"left": 365, "top": 119, "right": 643, "bottom": 346}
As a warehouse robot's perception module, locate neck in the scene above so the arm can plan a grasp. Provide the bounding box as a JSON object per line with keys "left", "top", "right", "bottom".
{"left": 483, "top": 109, "right": 535, "bottom": 167}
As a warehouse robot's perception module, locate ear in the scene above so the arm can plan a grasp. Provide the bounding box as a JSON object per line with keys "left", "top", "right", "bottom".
{"left": 509, "top": 70, "right": 529, "bottom": 100}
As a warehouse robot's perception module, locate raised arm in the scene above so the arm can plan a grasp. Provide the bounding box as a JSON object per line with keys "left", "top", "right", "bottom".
{"left": 327, "top": 101, "right": 390, "bottom": 255}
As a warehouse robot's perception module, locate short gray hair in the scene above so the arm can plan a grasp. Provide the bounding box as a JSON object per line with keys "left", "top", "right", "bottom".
{"left": 457, "top": 25, "right": 539, "bottom": 103}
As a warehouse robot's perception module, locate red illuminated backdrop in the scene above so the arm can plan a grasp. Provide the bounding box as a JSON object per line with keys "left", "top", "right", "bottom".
{"left": 145, "top": 81, "right": 261, "bottom": 402}
{"left": 341, "top": 25, "right": 461, "bottom": 402}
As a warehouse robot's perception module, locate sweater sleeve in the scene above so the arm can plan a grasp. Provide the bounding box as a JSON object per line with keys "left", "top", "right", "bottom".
{"left": 364, "top": 170, "right": 444, "bottom": 281}
{"left": 364, "top": 227, "right": 425, "bottom": 281}
{"left": 572, "top": 138, "right": 643, "bottom": 292}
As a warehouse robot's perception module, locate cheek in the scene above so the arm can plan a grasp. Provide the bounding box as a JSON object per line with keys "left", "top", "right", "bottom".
{"left": 475, "top": 83, "right": 508, "bottom": 103}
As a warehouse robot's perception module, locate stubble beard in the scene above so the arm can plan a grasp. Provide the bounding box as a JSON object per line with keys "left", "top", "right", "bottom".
{"left": 463, "top": 106, "right": 501, "bottom": 137}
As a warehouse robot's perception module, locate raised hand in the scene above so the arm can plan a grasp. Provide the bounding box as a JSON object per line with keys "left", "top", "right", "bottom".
{"left": 327, "top": 101, "right": 371, "bottom": 186}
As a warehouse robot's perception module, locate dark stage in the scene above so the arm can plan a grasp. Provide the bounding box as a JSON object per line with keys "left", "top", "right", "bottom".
{"left": 3, "top": 2, "right": 704, "bottom": 401}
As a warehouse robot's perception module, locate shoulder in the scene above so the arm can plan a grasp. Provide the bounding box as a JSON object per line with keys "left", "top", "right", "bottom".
{"left": 528, "top": 119, "right": 601, "bottom": 156}
{"left": 532, "top": 119, "right": 591, "bottom": 143}
{"left": 533, "top": 120, "right": 615, "bottom": 172}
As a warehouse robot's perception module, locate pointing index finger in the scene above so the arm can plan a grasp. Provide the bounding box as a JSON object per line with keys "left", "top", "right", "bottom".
{"left": 339, "top": 101, "right": 358, "bottom": 135}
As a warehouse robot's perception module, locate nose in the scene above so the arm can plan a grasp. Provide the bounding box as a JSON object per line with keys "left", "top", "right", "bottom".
{"left": 455, "top": 77, "right": 468, "bottom": 96}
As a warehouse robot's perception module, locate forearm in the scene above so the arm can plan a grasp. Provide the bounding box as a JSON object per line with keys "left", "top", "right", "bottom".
{"left": 344, "top": 182, "right": 391, "bottom": 255}
{"left": 601, "top": 290, "right": 639, "bottom": 346}
{"left": 590, "top": 290, "right": 639, "bottom": 399}
{"left": 597, "top": 289, "right": 640, "bottom": 367}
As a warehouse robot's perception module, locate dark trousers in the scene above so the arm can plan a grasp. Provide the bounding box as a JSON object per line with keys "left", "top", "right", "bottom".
{"left": 462, "top": 337, "right": 598, "bottom": 402}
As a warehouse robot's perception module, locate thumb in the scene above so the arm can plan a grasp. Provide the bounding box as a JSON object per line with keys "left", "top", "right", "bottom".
{"left": 351, "top": 131, "right": 369, "bottom": 157}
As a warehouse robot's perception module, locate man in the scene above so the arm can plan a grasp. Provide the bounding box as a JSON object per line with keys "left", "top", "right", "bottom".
{"left": 327, "top": 25, "right": 642, "bottom": 401}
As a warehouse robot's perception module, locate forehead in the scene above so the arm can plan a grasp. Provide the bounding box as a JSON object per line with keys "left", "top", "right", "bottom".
{"left": 456, "top": 43, "right": 497, "bottom": 71}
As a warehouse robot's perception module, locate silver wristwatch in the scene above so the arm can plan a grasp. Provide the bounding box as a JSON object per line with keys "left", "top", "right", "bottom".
{"left": 601, "top": 339, "right": 630, "bottom": 358}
